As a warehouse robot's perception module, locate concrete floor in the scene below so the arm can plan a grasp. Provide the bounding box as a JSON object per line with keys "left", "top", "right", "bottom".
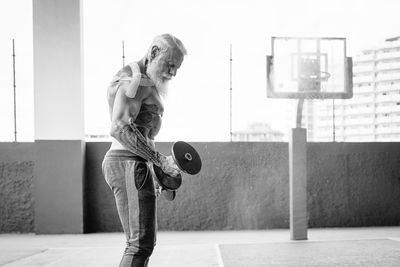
{"left": 1, "top": 227, "right": 400, "bottom": 266}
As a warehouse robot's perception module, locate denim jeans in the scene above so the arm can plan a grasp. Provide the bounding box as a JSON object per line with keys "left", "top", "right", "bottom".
{"left": 102, "top": 150, "right": 157, "bottom": 267}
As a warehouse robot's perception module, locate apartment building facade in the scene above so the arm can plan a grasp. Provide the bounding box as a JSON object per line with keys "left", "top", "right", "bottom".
{"left": 310, "top": 36, "right": 400, "bottom": 142}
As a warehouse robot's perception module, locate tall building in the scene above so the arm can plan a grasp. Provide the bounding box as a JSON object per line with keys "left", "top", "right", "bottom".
{"left": 310, "top": 36, "right": 400, "bottom": 142}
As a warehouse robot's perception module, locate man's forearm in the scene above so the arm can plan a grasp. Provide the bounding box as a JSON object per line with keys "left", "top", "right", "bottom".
{"left": 111, "top": 123, "right": 164, "bottom": 166}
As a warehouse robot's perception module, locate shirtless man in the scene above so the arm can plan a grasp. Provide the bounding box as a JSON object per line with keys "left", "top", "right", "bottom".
{"left": 102, "top": 34, "right": 186, "bottom": 267}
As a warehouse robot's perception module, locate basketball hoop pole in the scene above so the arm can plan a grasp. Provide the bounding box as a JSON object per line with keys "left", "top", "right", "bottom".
{"left": 290, "top": 95, "right": 308, "bottom": 241}
{"left": 296, "top": 99, "right": 305, "bottom": 128}
{"left": 267, "top": 36, "right": 353, "bottom": 241}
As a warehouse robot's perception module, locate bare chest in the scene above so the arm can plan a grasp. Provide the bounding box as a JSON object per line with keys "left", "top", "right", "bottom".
{"left": 126, "top": 86, "right": 164, "bottom": 116}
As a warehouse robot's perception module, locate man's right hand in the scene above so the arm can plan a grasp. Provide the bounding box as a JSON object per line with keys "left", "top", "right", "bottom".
{"left": 160, "top": 155, "right": 181, "bottom": 177}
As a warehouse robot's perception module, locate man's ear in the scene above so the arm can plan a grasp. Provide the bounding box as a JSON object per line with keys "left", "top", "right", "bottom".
{"left": 151, "top": 46, "right": 160, "bottom": 60}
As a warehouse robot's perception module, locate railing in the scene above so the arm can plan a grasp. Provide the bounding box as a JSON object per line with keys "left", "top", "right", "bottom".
{"left": 376, "top": 116, "right": 400, "bottom": 124}
{"left": 354, "top": 85, "right": 374, "bottom": 93}
{"left": 376, "top": 72, "right": 400, "bottom": 81}
{"left": 354, "top": 53, "right": 375, "bottom": 62}
{"left": 376, "top": 61, "right": 400, "bottom": 70}
{"left": 376, "top": 51, "right": 400, "bottom": 60}
{"left": 376, "top": 104, "right": 400, "bottom": 113}
{"left": 353, "top": 64, "right": 375, "bottom": 73}
{"left": 375, "top": 84, "right": 400, "bottom": 92}
{"left": 344, "top": 117, "right": 375, "bottom": 126}
{"left": 353, "top": 75, "right": 374, "bottom": 83}
{"left": 376, "top": 94, "right": 400, "bottom": 102}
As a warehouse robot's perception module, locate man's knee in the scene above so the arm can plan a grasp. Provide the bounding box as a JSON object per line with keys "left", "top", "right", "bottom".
{"left": 125, "top": 241, "right": 155, "bottom": 257}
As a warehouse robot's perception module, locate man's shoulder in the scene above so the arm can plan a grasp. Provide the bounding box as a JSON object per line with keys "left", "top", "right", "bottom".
{"left": 112, "top": 62, "right": 155, "bottom": 99}
{"left": 116, "top": 62, "right": 139, "bottom": 78}
{"left": 117, "top": 65, "right": 132, "bottom": 78}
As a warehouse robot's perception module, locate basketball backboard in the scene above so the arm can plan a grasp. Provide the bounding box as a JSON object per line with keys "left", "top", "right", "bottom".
{"left": 267, "top": 37, "right": 353, "bottom": 99}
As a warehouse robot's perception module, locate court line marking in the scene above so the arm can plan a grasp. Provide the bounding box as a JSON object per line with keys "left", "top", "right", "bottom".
{"left": 215, "top": 244, "right": 225, "bottom": 267}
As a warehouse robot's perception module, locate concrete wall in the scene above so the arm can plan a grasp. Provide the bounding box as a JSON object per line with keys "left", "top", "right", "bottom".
{"left": 85, "top": 142, "right": 400, "bottom": 232}
{"left": 0, "top": 143, "right": 35, "bottom": 233}
{"left": 84, "top": 142, "right": 289, "bottom": 232}
{"left": 308, "top": 143, "right": 400, "bottom": 227}
{"left": 1, "top": 142, "right": 400, "bottom": 233}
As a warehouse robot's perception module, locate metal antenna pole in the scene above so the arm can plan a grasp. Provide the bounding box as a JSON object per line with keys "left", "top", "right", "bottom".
{"left": 230, "top": 44, "right": 233, "bottom": 142}
{"left": 12, "top": 39, "right": 17, "bottom": 142}
{"left": 122, "top": 40, "right": 125, "bottom": 67}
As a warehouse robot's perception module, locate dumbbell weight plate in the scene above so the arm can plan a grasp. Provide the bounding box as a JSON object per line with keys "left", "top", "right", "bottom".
{"left": 172, "top": 141, "right": 202, "bottom": 175}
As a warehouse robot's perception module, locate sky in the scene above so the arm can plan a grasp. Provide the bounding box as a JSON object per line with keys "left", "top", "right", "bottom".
{"left": 1, "top": 0, "right": 400, "bottom": 141}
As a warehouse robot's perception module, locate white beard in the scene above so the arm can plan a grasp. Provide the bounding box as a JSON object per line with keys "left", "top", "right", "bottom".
{"left": 155, "top": 81, "right": 169, "bottom": 99}
{"left": 147, "top": 61, "right": 170, "bottom": 99}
